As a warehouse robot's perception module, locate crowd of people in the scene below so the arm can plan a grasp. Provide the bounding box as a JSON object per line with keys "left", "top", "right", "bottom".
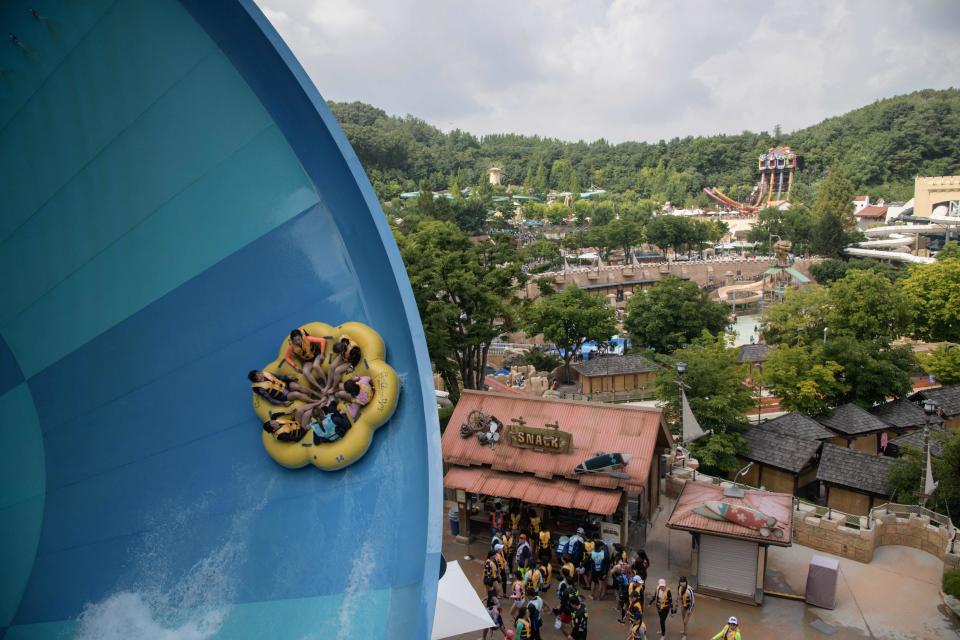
{"left": 475, "top": 502, "right": 743, "bottom": 640}
{"left": 250, "top": 328, "right": 373, "bottom": 445}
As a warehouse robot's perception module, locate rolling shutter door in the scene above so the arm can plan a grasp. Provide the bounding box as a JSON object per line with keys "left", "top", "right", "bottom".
{"left": 698, "top": 535, "right": 758, "bottom": 597}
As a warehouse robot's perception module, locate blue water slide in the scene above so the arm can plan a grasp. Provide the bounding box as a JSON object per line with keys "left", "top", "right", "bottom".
{"left": 0, "top": 1, "right": 441, "bottom": 637}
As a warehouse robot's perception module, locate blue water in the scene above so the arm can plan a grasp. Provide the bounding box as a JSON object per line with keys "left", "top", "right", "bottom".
{"left": 0, "top": 1, "right": 440, "bottom": 637}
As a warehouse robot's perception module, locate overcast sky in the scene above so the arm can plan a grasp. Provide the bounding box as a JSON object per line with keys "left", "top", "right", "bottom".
{"left": 258, "top": 0, "right": 960, "bottom": 143}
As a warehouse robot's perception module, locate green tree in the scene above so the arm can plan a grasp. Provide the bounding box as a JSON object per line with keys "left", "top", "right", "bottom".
{"left": 827, "top": 269, "right": 915, "bottom": 341}
{"left": 397, "top": 221, "right": 524, "bottom": 400}
{"left": 888, "top": 431, "right": 960, "bottom": 520}
{"left": 938, "top": 241, "right": 960, "bottom": 261}
{"left": 524, "top": 239, "right": 561, "bottom": 264}
{"left": 604, "top": 218, "right": 644, "bottom": 260}
{"left": 503, "top": 346, "right": 563, "bottom": 374}
{"left": 545, "top": 203, "right": 568, "bottom": 225}
{"left": 810, "top": 167, "right": 857, "bottom": 257}
{"left": 533, "top": 161, "right": 550, "bottom": 195}
{"left": 919, "top": 344, "right": 960, "bottom": 385}
{"left": 823, "top": 336, "right": 916, "bottom": 407}
{"left": 521, "top": 285, "right": 618, "bottom": 382}
{"left": 551, "top": 159, "right": 580, "bottom": 194}
{"left": 624, "top": 275, "right": 730, "bottom": 353}
{"left": 762, "top": 344, "right": 847, "bottom": 415}
{"left": 654, "top": 333, "right": 752, "bottom": 472}
{"left": 654, "top": 332, "right": 755, "bottom": 433}
{"left": 760, "top": 285, "right": 831, "bottom": 347}
{"left": 904, "top": 258, "right": 960, "bottom": 342}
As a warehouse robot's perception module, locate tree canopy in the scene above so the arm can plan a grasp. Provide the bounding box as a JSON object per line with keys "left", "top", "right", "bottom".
{"left": 331, "top": 89, "right": 960, "bottom": 206}
{"left": 521, "top": 285, "right": 618, "bottom": 382}
{"left": 903, "top": 257, "right": 960, "bottom": 343}
{"left": 889, "top": 431, "right": 960, "bottom": 521}
{"left": 396, "top": 220, "right": 524, "bottom": 400}
{"left": 624, "top": 275, "right": 730, "bottom": 353}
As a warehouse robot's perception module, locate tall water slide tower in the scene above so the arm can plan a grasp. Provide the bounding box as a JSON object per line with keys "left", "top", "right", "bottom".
{"left": 756, "top": 146, "right": 800, "bottom": 205}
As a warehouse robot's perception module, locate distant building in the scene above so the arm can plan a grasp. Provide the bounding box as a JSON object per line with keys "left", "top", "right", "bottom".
{"left": 571, "top": 354, "right": 659, "bottom": 399}
{"left": 488, "top": 166, "right": 503, "bottom": 186}
{"left": 736, "top": 343, "right": 773, "bottom": 380}
{"left": 911, "top": 384, "right": 960, "bottom": 430}
{"left": 853, "top": 195, "right": 870, "bottom": 213}
{"left": 817, "top": 403, "right": 898, "bottom": 454}
{"left": 854, "top": 205, "right": 888, "bottom": 230}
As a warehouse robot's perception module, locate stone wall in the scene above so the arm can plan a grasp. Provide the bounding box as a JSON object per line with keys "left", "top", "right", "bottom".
{"left": 792, "top": 502, "right": 960, "bottom": 570}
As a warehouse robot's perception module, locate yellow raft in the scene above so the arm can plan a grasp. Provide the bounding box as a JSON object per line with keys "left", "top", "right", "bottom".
{"left": 252, "top": 321, "right": 399, "bottom": 471}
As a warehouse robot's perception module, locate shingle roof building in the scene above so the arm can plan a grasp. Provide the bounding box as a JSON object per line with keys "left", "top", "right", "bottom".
{"left": 816, "top": 444, "right": 896, "bottom": 496}
{"left": 760, "top": 413, "right": 835, "bottom": 441}
{"left": 743, "top": 426, "right": 821, "bottom": 473}
{"left": 889, "top": 426, "right": 947, "bottom": 458}
{"left": 572, "top": 354, "right": 659, "bottom": 378}
{"left": 818, "top": 403, "right": 891, "bottom": 436}
{"left": 913, "top": 385, "right": 960, "bottom": 417}
{"left": 736, "top": 343, "right": 772, "bottom": 364}
{"left": 869, "top": 398, "right": 943, "bottom": 431}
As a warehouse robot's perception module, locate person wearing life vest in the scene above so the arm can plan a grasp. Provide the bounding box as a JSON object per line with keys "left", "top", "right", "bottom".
{"left": 323, "top": 337, "right": 362, "bottom": 394}
{"left": 524, "top": 564, "right": 542, "bottom": 597}
{"left": 510, "top": 509, "right": 522, "bottom": 533}
{"left": 535, "top": 560, "right": 552, "bottom": 593}
{"left": 508, "top": 573, "right": 525, "bottom": 623}
{"left": 484, "top": 549, "right": 501, "bottom": 592}
{"left": 262, "top": 412, "right": 305, "bottom": 442}
{"left": 648, "top": 578, "right": 673, "bottom": 639}
{"left": 676, "top": 576, "right": 695, "bottom": 639}
{"left": 336, "top": 375, "right": 374, "bottom": 419}
{"left": 553, "top": 575, "right": 579, "bottom": 634}
{"left": 526, "top": 593, "right": 544, "bottom": 640}
{"left": 537, "top": 529, "right": 552, "bottom": 567}
{"left": 568, "top": 595, "right": 588, "bottom": 640}
{"left": 495, "top": 544, "right": 509, "bottom": 594}
{"left": 629, "top": 620, "right": 647, "bottom": 639}
{"left": 481, "top": 584, "right": 506, "bottom": 640}
{"left": 503, "top": 530, "right": 516, "bottom": 574}
{"left": 628, "top": 575, "right": 645, "bottom": 606}
{"left": 560, "top": 554, "right": 576, "bottom": 584}
{"left": 307, "top": 403, "right": 351, "bottom": 445}
{"left": 490, "top": 504, "right": 506, "bottom": 537}
{"left": 283, "top": 329, "right": 327, "bottom": 374}
{"left": 514, "top": 606, "right": 532, "bottom": 640}
{"left": 529, "top": 506, "right": 542, "bottom": 535}
{"left": 249, "top": 370, "right": 317, "bottom": 406}
{"left": 712, "top": 616, "right": 741, "bottom": 640}
{"left": 515, "top": 534, "right": 532, "bottom": 571}
{"left": 610, "top": 561, "right": 630, "bottom": 623}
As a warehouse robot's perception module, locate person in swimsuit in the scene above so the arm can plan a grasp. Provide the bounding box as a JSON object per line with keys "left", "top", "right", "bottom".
{"left": 336, "top": 375, "right": 374, "bottom": 419}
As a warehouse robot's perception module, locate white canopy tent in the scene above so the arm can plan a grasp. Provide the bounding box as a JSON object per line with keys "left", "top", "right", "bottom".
{"left": 432, "top": 560, "right": 494, "bottom": 639}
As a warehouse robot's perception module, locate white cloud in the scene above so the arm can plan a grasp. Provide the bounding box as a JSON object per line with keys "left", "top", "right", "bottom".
{"left": 256, "top": 0, "right": 960, "bottom": 142}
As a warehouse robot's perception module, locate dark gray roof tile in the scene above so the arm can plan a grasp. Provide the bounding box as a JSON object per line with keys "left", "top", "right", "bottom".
{"left": 913, "top": 385, "right": 960, "bottom": 417}
{"left": 889, "top": 426, "right": 946, "bottom": 458}
{"left": 761, "top": 413, "right": 835, "bottom": 441}
{"left": 818, "top": 403, "right": 890, "bottom": 436}
{"left": 743, "top": 426, "right": 820, "bottom": 473}
{"left": 572, "top": 354, "right": 660, "bottom": 377}
{"left": 816, "top": 443, "right": 895, "bottom": 495}
{"left": 870, "top": 398, "right": 943, "bottom": 430}
{"left": 737, "top": 343, "right": 772, "bottom": 364}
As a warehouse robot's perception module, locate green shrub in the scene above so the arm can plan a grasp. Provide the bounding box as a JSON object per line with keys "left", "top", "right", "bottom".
{"left": 438, "top": 405, "right": 454, "bottom": 434}
{"left": 944, "top": 570, "right": 960, "bottom": 598}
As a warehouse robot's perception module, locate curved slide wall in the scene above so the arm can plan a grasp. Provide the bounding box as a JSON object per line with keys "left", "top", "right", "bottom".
{"left": 0, "top": 1, "right": 440, "bottom": 638}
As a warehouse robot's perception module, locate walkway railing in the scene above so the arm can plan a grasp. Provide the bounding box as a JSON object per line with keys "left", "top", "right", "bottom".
{"left": 870, "top": 502, "right": 955, "bottom": 530}
{"left": 559, "top": 388, "right": 657, "bottom": 403}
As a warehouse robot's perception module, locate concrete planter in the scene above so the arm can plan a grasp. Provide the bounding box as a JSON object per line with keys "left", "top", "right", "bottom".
{"left": 942, "top": 591, "right": 960, "bottom": 620}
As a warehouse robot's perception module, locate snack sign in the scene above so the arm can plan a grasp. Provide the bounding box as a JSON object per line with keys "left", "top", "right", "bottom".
{"left": 507, "top": 424, "right": 573, "bottom": 453}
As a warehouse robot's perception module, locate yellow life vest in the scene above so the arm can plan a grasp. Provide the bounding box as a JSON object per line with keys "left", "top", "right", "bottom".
{"left": 530, "top": 515, "right": 541, "bottom": 532}
{"left": 562, "top": 562, "right": 575, "bottom": 580}
{"left": 496, "top": 552, "right": 506, "bottom": 571}
{"left": 584, "top": 540, "right": 595, "bottom": 554}
{"left": 539, "top": 530, "right": 551, "bottom": 548}
{"left": 252, "top": 372, "right": 286, "bottom": 400}
{"left": 657, "top": 586, "right": 670, "bottom": 610}
{"left": 680, "top": 585, "right": 692, "bottom": 609}
{"left": 515, "top": 619, "right": 530, "bottom": 640}
{"left": 629, "top": 582, "right": 644, "bottom": 602}
{"left": 511, "top": 513, "right": 521, "bottom": 529}
{"left": 503, "top": 534, "right": 514, "bottom": 552}
{"left": 529, "top": 568, "right": 541, "bottom": 589}
{"left": 291, "top": 330, "right": 323, "bottom": 361}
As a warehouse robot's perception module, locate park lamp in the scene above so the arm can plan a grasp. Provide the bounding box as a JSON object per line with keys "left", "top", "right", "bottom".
{"left": 676, "top": 361, "right": 687, "bottom": 376}
{"left": 923, "top": 399, "right": 937, "bottom": 416}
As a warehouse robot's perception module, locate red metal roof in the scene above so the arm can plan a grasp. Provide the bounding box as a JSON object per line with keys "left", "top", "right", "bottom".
{"left": 853, "top": 195, "right": 869, "bottom": 202}
{"left": 444, "top": 466, "right": 622, "bottom": 515}
{"left": 855, "top": 205, "right": 887, "bottom": 218}
{"left": 442, "top": 390, "right": 669, "bottom": 494}
{"left": 666, "top": 481, "right": 793, "bottom": 546}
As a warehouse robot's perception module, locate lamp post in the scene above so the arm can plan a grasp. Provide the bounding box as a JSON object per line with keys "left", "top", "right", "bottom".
{"left": 676, "top": 361, "right": 687, "bottom": 443}
{"left": 920, "top": 399, "right": 937, "bottom": 508}
{"left": 823, "top": 327, "right": 829, "bottom": 346}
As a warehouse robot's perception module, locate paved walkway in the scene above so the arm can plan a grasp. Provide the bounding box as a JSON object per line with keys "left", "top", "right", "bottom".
{"left": 441, "top": 499, "right": 959, "bottom": 639}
